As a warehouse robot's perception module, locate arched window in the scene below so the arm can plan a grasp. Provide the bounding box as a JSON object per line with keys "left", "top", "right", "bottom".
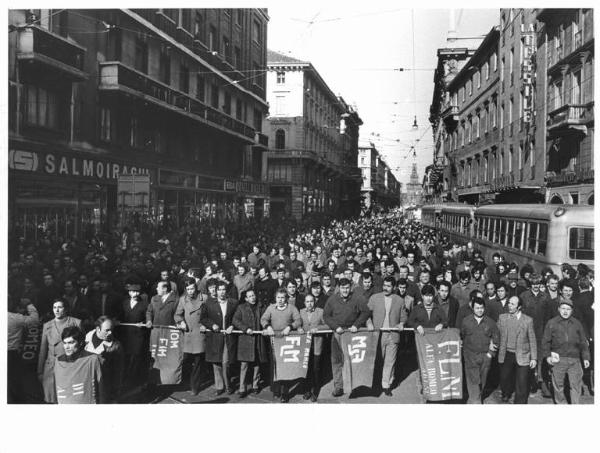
{"left": 550, "top": 195, "right": 563, "bottom": 204}
{"left": 275, "top": 129, "right": 285, "bottom": 150}
{"left": 588, "top": 193, "right": 594, "bottom": 205}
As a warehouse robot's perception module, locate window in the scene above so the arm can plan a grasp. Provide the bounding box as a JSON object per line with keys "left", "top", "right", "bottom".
{"left": 268, "top": 162, "right": 292, "bottom": 181}
{"left": 129, "top": 116, "right": 139, "bottom": 148}
{"left": 194, "top": 13, "right": 203, "bottom": 39}
{"left": 253, "top": 62, "right": 262, "bottom": 87}
{"left": 236, "top": 9, "right": 243, "bottom": 25}
{"left": 508, "top": 98, "right": 513, "bottom": 131}
{"left": 499, "top": 220, "right": 507, "bottom": 245}
{"left": 275, "top": 129, "right": 285, "bottom": 149}
{"left": 491, "top": 101, "right": 497, "bottom": 128}
{"left": 484, "top": 62, "right": 489, "bottom": 80}
{"left": 499, "top": 103, "right": 504, "bottom": 129}
{"left": 476, "top": 70, "right": 481, "bottom": 88}
{"left": 252, "top": 20, "right": 261, "bottom": 43}
{"left": 506, "top": 220, "right": 514, "bottom": 247}
{"left": 572, "top": 70, "right": 581, "bottom": 104}
{"left": 233, "top": 46, "right": 241, "bottom": 68}
{"left": 514, "top": 221, "right": 524, "bottom": 249}
{"left": 483, "top": 106, "right": 488, "bottom": 133}
{"left": 538, "top": 223, "right": 548, "bottom": 255}
{"left": 475, "top": 113, "right": 480, "bottom": 138}
{"left": 275, "top": 96, "right": 286, "bottom": 115}
{"left": 24, "top": 84, "right": 59, "bottom": 129}
{"left": 134, "top": 38, "right": 148, "bottom": 73}
{"left": 196, "top": 76, "right": 205, "bottom": 101}
{"left": 181, "top": 9, "right": 192, "bottom": 32}
{"left": 209, "top": 26, "right": 217, "bottom": 51}
{"left": 467, "top": 80, "right": 472, "bottom": 96}
{"left": 276, "top": 71, "right": 285, "bottom": 84}
{"left": 222, "top": 36, "right": 230, "bottom": 61}
{"left": 509, "top": 48, "right": 514, "bottom": 85}
{"left": 518, "top": 143, "right": 523, "bottom": 170}
{"left": 253, "top": 108, "right": 262, "bottom": 131}
{"left": 461, "top": 87, "right": 465, "bottom": 103}
{"left": 554, "top": 81, "right": 563, "bottom": 110}
{"left": 569, "top": 227, "right": 594, "bottom": 260}
{"left": 211, "top": 84, "right": 219, "bottom": 108}
{"left": 223, "top": 92, "right": 231, "bottom": 114}
{"left": 159, "top": 47, "right": 170, "bottom": 84}
{"left": 492, "top": 52, "right": 497, "bottom": 72}
{"left": 100, "top": 107, "right": 112, "bottom": 142}
{"left": 499, "top": 151, "right": 504, "bottom": 174}
{"left": 500, "top": 57, "right": 505, "bottom": 82}
{"left": 236, "top": 99, "right": 243, "bottom": 121}
{"left": 508, "top": 146, "right": 513, "bottom": 172}
{"left": 179, "top": 64, "right": 189, "bottom": 93}
{"left": 484, "top": 155, "right": 488, "bottom": 182}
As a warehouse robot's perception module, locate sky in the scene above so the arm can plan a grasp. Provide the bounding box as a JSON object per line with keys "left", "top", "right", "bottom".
{"left": 267, "top": 5, "right": 499, "bottom": 188}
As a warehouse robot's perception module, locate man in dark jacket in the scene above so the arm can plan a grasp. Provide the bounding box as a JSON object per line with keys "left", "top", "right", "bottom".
{"left": 200, "top": 281, "right": 238, "bottom": 395}
{"left": 435, "top": 280, "right": 459, "bottom": 328}
{"left": 323, "top": 278, "right": 372, "bottom": 397}
{"left": 407, "top": 284, "right": 447, "bottom": 333}
{"left": 460, "top": 298, "right": 499, "bottom": 404}
{"left": 232, "top": 289, "right": 268, "bottom": 398}
{"left": 542, "top": 298, "right": 590, "bottom": 404}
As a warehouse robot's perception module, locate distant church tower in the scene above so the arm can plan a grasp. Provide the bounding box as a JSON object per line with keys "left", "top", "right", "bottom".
{"left": 405, "top": 163, "right": 423, "bottom": 206}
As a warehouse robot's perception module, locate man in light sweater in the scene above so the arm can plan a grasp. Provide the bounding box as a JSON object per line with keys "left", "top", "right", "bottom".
{"left": 261, "top": 288, "right": 302, "bottom": 402}
{"left": 366, "top": 276, "right": 407, "bottom": 396}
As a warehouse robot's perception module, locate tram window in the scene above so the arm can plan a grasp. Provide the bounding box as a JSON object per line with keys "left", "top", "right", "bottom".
{"left": 498, "top": 220, "right": 507, "bottom": 245}
{"left": 537, "top": 223, "right": 548, "bottom": 256}
{"left": 485, "top": 218, "right": 492, "bottom": 241}
{"left": 506, "top": 220, "right": 514, "bottom": 248}
{"left": 489, "top": 218, "right": 496, "bottom": 242}
{"left": 569, "top": 227, "right": 594, "bottom": 260}
{"left": 527, "top": 222, "right": 538, "bottom": 253}
{"left": 514, "top": 221, "right": 524, "bottom": 250}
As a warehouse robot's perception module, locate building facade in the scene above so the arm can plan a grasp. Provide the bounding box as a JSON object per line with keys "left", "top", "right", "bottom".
{"left": 9, "top": 8, "right": 270, "bottom": 240}
{"left": 537, "top": 8, "right": 594, "bottom": 205}
{"left": 426, "top": 8, "right": 594, "bottom": 206}
{"left": 358, "top": 142, "right": 401, "bottom": 213}
{"left": 263, "top": 50, "right": 362, "bottom": 219}
{"left": 426, "top": 38, "right": 482, "bottom": 203}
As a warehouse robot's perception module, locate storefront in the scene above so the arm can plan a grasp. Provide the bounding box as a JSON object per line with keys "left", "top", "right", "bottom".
{"left": 9, "top": 146, "right": 151, "bottom": 240}
{"left": 156, "top": 169, "right": 269, "bottom": 228}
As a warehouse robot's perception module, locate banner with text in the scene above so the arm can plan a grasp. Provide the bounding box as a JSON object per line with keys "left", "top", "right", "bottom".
{"left": 341, "top": 331, "right": 378, "bottom": 391}
{"left": 271, "top": 334, "right": 312, "bottom": 381}
{"left": 415, "top": 328, "right": 463, "bottom": 401}
{"left": 149, "top": 327, "right": 184, "bottom": 385}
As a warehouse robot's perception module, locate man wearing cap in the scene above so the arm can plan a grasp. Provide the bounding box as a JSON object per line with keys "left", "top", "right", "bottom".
{"left": 497, "top": 296, "right": 537, "bottom": 404}
{"left": 542, "top": 297, "right": 590, "bottom": 404}
{"left": 120, "top": 280, "right": 149, "bottom": 388}
{"left": 506, "top": 272, "right": 527, "bottom": 298}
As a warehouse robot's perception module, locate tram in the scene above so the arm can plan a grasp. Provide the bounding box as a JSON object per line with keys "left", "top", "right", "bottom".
{"left": 421, "top": 203, "right": 594, "bottom": 274}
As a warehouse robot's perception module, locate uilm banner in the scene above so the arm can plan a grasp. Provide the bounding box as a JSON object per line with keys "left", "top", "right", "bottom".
{"left": 149, "top": 327, "right": 184, "bottom": 385}
{"left": 341, "top": 331, "right": 378, "bottom": 391}
{"left": 271, "top": 334, "right": 312, "bottom": 381}
{"left": 415, "top": 328, "right": 463, "bottom": 401}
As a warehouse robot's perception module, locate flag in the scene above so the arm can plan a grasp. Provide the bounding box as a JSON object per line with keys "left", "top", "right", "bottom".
{"left": 341, "top": 331, "right": 378, "bottom": 391}
{"left": 149, "top": 326, "right": 184, "bottom": 385}
{"left": 271, "top": 333, "right": 312, "bottom": 381}
{"left": 21, "top": 319, "right": 44, "bottom": 402}
{"left": 415, "top": 328, "right": 463, "bottom": 401}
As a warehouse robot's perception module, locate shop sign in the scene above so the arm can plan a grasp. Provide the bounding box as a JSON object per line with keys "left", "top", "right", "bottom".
{"left": 224, "top": 179, "right": 268, "bottom": 196}
{"left": 9, "top": 149, "right": 150, "bottom": 181}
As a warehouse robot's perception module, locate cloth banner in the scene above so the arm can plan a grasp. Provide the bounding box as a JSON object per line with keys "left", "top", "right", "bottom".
{"left": 271, "top": 334, "right": 312, "bottom": 381}
{"left": 21, "top": 319, "right": 44, "bottom": 402}
{"left": 54, "top": 352, "right": 102, "bottom": 404}
{"left": 415, "top": 328, "right": 463, "bottom": 401}
{"left": 149, "top": 326, "right": 184, "bottom": 385}
{"left": 341, "top": 331, "right": 378, "bottom": 391}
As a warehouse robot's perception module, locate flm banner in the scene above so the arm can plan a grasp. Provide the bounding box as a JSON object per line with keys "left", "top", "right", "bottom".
{"left": 149, "top": 326, "right": 184, "bottom": 385}
{"left": 341, "top": 331, "right": 378, "bottom": 391}
{"left": 415, "top": 328, "right": 463, "bottom": 401}
{"left": 271, "top": 333, "right": 312, "bottom": 381}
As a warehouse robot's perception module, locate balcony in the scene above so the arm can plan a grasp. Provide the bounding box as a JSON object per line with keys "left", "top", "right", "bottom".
{"left": 441, "top": 103, "right": 459, "bottom": 127}
{"left": 98, "top": 62, "right": 255, "bottom": 141}
{"left": 254, "top": 132, "right": 269, "bottom": 148}
{"left": 547, "top": 102, "right": 594, "bottom": 134}
{"left": 546, "top": 168, "right": 594, "bottom": 186}
{"left": 16, "top": 25, "right": 87, "bottom": 81}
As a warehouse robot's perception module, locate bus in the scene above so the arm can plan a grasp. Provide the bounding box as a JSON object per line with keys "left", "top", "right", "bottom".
{"left": 421, "top": 204, "right": 594, "bottom": 274}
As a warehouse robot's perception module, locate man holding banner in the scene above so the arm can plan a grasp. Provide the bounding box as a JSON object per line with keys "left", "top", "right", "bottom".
{"left": 201, "top": 281, "right": 239, "bottom": 396}
{"left": 261, "top": 288, "right": 303, "bottom": 402}
{"left": 323, "top": 278, "right": 372, "bottom": 397}
{"left": 366, "top": 276, "right": 407, "bottom": 396}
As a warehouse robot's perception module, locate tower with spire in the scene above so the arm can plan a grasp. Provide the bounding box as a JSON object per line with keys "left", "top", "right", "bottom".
{"left": 405, "top": 163, "right": 423, "bottom": 207}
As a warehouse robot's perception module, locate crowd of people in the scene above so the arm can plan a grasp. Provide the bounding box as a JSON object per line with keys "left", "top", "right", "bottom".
{"left": 7, "top": 210, "right": 594, "bottom": 404}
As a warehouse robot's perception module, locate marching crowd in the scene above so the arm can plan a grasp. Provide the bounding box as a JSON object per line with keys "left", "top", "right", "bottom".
{"left": 7, "top": 211, "right": 594, "bottom": 404}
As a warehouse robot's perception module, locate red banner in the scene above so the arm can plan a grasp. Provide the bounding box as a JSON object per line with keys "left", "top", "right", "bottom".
{"left": 341, "top": 331, "right": 378, "bottom": 391}
{"left": 271, "top": 334, "right": 312, "bottom": 381}
{"left": 415, "top": 328, "right": 463, "bottom": 401}
{"left": 149, "top": 327, "right": 184, "bottom": 385}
